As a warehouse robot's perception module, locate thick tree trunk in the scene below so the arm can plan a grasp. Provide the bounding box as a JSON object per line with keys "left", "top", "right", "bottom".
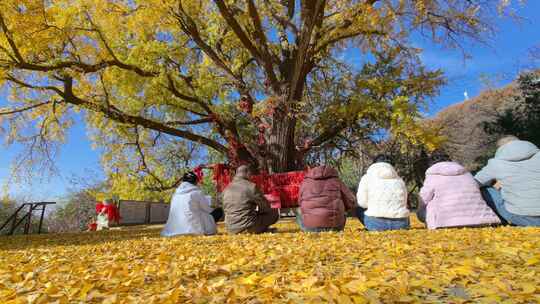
{"left": 268, "top": 113, "right": 297, "bottom": 173}
{"left": 265, "top": 78, "right": 307, "bottom": 173}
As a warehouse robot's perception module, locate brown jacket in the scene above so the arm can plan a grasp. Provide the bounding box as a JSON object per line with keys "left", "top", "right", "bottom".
{"left": 222, "top": 173, "right": 272, "bottom": 234}
{"left": 299, "top": 166, "right": 356, "bottom": 228}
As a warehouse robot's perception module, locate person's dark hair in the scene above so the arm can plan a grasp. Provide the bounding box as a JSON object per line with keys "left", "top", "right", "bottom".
{"left": 428, "top": 150, "right": 451, "bottom": 167}
{"left": 182, "top": 171, "right": 198, "bottom": 185}
{"left": 373, "top": 154, "right": 393, "bottom": 165}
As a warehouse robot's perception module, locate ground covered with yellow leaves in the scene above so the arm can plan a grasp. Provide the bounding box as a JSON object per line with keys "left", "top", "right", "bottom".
{"left": 1, "top": 218, "right": 539, "bottom": 304}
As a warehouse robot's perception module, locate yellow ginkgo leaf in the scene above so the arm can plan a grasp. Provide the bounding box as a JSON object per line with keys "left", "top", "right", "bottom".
{"left": 525, "top": 257, "right": 539, "bottom": 266}
{"left": 343, "top": 279, "right": 368, "bottom": 294}
{"left": 301, "top": 276, "right": 319, "bottom": 289}
{"left": 238, "top": 273, "right": 260, "bottom": 286}
{"left": 336, "top": 294, "right": 354, "bottom": 304}
{"left": 519, "top": 283, "right": 536, "bottom": 294}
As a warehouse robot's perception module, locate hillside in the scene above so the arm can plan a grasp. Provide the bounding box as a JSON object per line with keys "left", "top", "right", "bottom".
{"left": 429, "top": 84, "right": 520, "bottom": 170}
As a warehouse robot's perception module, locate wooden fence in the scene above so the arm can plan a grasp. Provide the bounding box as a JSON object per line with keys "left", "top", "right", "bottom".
{"left": 117, "top": 200, "right": 170, "bottom": 225}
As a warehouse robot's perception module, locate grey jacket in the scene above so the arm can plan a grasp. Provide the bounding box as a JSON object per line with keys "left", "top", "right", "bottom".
{"left": 222, "top": 175, "right": 271, "bottom": 234}
{"left": 475, "top": 140, "right": 540, "bottom": 216}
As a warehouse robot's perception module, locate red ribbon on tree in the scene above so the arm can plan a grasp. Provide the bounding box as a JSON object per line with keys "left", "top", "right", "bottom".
{"left": 211, "top": 164, "right": 305, "bottom": 208}
{"left": 238, "top": 95, "right": 253, "bottom": 114}
{"left": 212, "top": 164, "right": 233, "bottom": 193}
{"left": 193, "top": 166, "right": 204, "bottom": 183}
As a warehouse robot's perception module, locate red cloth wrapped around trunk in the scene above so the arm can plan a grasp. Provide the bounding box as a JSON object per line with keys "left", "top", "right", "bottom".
{"left": 264, "top": 194, "right": 281, "bottom": 209}
{"left": 212, "top": 164, "right": 233, "bottom": 193}
{"left": 212, "top": 165, "right": 305, "bottom": 208}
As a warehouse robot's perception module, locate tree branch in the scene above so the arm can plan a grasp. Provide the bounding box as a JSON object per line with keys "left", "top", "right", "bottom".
{"left": 132, "top": 126, "right": 182, "bottom": 191}
{"left": 289, "top": 0, "right": 326, "bottom": 102}
{"left": 0, "top": 12, "right": 24, "bottom": 62}
{"left": 213, "top": 0, "right": 280, "bottom": 92}
{"left": 0, "top": 12, "right": 157, "bottom": 77}
{"left": 5, "top": 75, "right": 229, "bottom": 154}
{"left": 300, "top": 121, "right": 348, "bottom": 153}
{"left": 245, "top": 0, "right": 281, "bottom": 91}
{"left": 174, "top": 2, "right": 244, "bottom": 87}
{"left": 264, "top": 0, "right": 297, "bottom": 62}
{"left": 166, "top": 118, "right": 214, "bottom": 126}
{"left": 165, "top": 74, "right": 212, "bottom": 115}
{"left": 313, "top": 28, "right": 386, "bottom": 56}
{"left": 0, "top": 101, "right": 52, "bottom": 116}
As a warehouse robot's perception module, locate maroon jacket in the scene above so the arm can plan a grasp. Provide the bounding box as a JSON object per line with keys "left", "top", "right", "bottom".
{"left": 299, "top": 166, "right": 356, "bottom": 228}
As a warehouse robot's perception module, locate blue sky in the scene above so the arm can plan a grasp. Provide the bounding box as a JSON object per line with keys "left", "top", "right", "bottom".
{"left": 1, "top": 1, "right": 539, "bottom": 200}
{"left": 417, "top": 3, "right": 540, "bottom": 114}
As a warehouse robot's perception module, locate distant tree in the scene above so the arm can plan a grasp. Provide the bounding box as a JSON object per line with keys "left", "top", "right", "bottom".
{"left": 483, "top": 71, "right": 540, "bottom": 147}
{"left": 47, "top": 193, "right": 96, "bottom": 233}
{"left": 327, "top": 134, "right": 430, "bottom": 209}
{"left": 47, "top": 173, "right": 108, "bottom": 233}
{"left": 0, "top": 199, "right": 18, "bottom": 230}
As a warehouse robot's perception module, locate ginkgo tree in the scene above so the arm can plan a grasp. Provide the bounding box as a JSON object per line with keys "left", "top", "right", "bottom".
{"left": 0, "top": 0, "right": 515, "bottom": 193}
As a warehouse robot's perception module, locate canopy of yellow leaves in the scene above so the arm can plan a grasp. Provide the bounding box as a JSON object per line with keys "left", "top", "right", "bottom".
{"left": 1, "top": 219, "right": 539, "bottom": 303}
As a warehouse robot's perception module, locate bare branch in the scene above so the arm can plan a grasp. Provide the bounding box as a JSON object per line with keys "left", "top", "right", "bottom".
{"left": 0, "top": 101, "right": 52, "bottom": 116}
{"left": 174, "top": 2, "right": 244, "bottom": 87}
{"left": 211, "top": 0, "right": 280, "bottom": 92}
{"left": 313, "top": 29, "right": 387, "bottom": 56}
{"left": 132, "top": 126, "right": 182, "bottom": 191}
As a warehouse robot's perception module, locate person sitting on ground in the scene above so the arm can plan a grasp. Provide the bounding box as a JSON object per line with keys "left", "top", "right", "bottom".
{"left": 356, "top": 155, "right": 410, "bottom": 231}
{"left": 222, "top": 165, "right": 279, "bottom": 234}
{"left": 161, "top": 171, "right": 222, "bottom": 237}
{"left": 418, "top": 151, "right": 500, "bottom": 229}
{"left": 475, "top": 135, "right": 540, "bottom": 227}
{"left": 297, "top": 165, "right": 356, "bottom": 232}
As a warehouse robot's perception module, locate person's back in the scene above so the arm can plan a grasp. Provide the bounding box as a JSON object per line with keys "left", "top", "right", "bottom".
{"left": 222, "top": 165, "right": 278, "bottom": 234}
{"left": 222, "top": 177, "right": 258, "bottom": 233}
{"left": 420, "top": 161, "right": 500, "bottom": 229}
{"left": 476, "top": 140, "right": 540, "bottom": 216}
{"left": 357, "top": 162, "right": 409, "bottom": 219}
{"left": 356, "top": 157, "right": 410, "bottom": 231}
{"left": 161, "top": 182, "right": 216, "bottom": 236}
{"left": 298, "top": 166, "right": 356, "bottom": 231}
{"left": 161, "top": 171, "right": 217, "bottom": 237}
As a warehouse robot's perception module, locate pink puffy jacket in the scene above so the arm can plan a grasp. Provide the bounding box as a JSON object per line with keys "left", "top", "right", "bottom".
{"left": 420, "top": 162, "right": 501, "bottom": 229}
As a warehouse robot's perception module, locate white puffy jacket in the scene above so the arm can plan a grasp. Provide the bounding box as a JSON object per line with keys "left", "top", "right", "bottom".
{"left": 356, "top": 162, "right": 410, "bottom": 219}
{"left": 161, "top": 182, "right": 217, "bottom": 236}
